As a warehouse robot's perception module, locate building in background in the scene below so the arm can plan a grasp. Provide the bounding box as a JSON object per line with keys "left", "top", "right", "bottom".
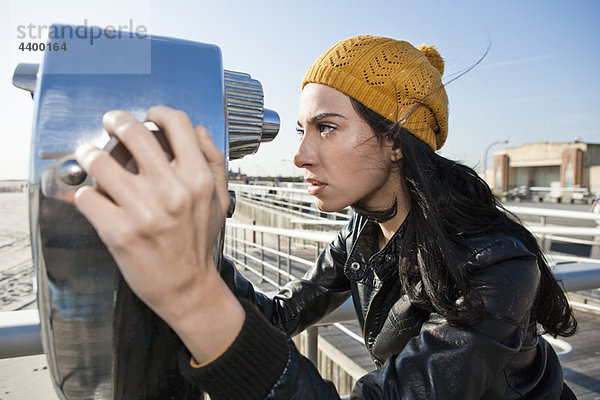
{"left": 491, "top": 141, "right": 600, "bottom": 202}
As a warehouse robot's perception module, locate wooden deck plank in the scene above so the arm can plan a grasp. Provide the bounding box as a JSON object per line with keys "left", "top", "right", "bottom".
{"left": 561, "top": 310, "right": 600, "bottom": 399}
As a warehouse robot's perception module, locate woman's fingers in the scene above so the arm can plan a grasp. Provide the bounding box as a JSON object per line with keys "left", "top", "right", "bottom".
{"left": 72, "top": 106, "right": 232, "bottom": 335}
{"left": 195, "top": 125, "right": 229, "bottom": 213}
{"left": 144, "top": 106, "right": 228, "bottom": 216}
{"left": 75, "top": 144, "right": 135, "bottom": 207}
{"left": 74, "top": 185, "right": 123, "bottom": 245}
{"left": 145, "top": 106, "right": 208, "bottom": 171}
{"left": 102, "top": 110, "right": 172, "bottom": 177}
{"left": 196, "top": 125, "right": 225, "bottom": 173}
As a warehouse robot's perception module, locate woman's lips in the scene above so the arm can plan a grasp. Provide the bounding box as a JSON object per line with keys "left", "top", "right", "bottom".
{"left": 306, "top": 178, "right": 327, "bottom": 195}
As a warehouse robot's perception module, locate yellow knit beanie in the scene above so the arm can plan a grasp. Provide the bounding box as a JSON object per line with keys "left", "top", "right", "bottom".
{"left": 302, "top": 35, "right": 448, "bottom": 151}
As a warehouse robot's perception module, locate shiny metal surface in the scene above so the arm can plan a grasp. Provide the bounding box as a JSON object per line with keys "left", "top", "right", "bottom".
{"left": 12, "top": 63, "right": 38, "bottom": 95}
{"left": 57, "top": 159, "right": 87, "bottom": 186}
{"left": 224, "top": 70, "right": 279, "bottom": 159}
{"left": 262, "top": 108, "right": 281, "bottom": 143}
{"left": 227, "top": 189, "right": 237, "bottom": 218}
{"left": 0, "top": 310, "right": 44, "bottom": 359}
{"left": 18, "top": 24, "right": 278, "bottom": 399}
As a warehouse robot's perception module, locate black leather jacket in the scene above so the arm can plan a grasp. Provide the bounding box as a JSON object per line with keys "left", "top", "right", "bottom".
{"left": 216, "top": 214, "right": 564, "bottom": 399}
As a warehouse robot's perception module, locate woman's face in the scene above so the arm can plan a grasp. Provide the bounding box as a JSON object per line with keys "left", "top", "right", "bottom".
{"left": 294, "top": 83, "right": 401, "bottom": 213}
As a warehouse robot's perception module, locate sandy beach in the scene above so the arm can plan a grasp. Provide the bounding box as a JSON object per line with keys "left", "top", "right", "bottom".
{"left": 0, "top": 189, "right": 35, "bottom": 312}
{"left": 0, "top": 186, "right": 57, "bottom": 400}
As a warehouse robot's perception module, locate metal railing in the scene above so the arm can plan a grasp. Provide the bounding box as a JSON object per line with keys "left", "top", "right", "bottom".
{"left": 285, "top": 203, "right": 600, "bottom": 255}
{"left": 0, "top": 309, "right": 43, "bottom": 359}
{"left": 507, "top": 206, "right": 600, "bottom": 255}
{"left": 224, "top": 222, "right": 365, "bottom": 348}
{"left": 232, "top": 183, "right": 600, "bottom": 255}
{"left": 229, "top": 183, "right": 351, "bottom": 221}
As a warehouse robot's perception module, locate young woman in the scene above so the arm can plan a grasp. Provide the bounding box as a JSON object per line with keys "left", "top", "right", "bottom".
{"left": 74, "top": 35, "right": 577, "bottom": 399}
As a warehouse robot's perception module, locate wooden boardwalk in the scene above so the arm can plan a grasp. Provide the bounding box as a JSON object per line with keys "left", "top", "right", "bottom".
{"left": 561, "top": 310, "right": 600, "bottom": 399}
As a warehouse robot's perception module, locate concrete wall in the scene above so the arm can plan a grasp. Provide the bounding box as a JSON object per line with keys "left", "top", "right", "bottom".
{"left": 233, "top": 199, "right": 298, "bottom": 229}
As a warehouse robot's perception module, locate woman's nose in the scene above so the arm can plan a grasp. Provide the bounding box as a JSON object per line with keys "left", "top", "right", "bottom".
{"left": 293, "top": 136, "right": 316, "bottom": 169}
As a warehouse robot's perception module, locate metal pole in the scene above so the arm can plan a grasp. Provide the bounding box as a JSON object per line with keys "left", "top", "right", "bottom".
{"left": 243, "top": 228, "right": 247, "bottom": 269}
{"left": 540, "top": 216, "right": 548, "bottom": 251}
{"left": 287, "top": 237, "right": 292, "bottom": 282}
{"left": 260, "top": 231, "right": 265, "bottom": 282}
{"left": 482, "top": 139, "right": 508, "bottom": 175}
{"left": 306, "top": 326, "right": 319, "bottom": 367}
{"left": 277, "top": 234, "right": 281, "bottom": 287}
{"left": 0, "top": 310, "right": 43, "bottom": 359}
{"left": 228, "top": 227, "right": 233, "bottom": 258}
{"left": 234, "top": 227, "right": 238, "bottom": 260}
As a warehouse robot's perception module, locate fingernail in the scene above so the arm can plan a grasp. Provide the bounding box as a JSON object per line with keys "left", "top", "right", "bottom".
{"left": 75, "top": 144, "right": 100, "bottom": 170}
{"left": 102, "top": 110, "right": 117, "bottom": 125}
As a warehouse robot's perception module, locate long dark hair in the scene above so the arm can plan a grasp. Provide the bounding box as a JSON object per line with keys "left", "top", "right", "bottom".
{"left": 351, "top": 99, "right": 576, "bottom": 337}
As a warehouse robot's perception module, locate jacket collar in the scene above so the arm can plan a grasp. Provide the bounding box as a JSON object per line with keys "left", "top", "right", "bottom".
{"left": 353, "top": 214, "right": 408, "bottom": 281}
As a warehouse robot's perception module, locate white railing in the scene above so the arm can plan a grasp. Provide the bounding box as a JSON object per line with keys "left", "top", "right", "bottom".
{"left": 508, "top": 207, "right": 600, "bottom": 254}
{"left": 264, "top": 192, "right": 600, "bottom": 254}
{"left": 0, "top": 309, "right": 43, "bottom": 359}
{"left": 224, "top": 222, "right": 366, "bottom": 347}
{"left": 529, "top": 187, "right": 593, "bottom": 193}
{"left": 233, "top": 184, "right": 600, "bottom": 252}
{"left": 230, "top": 183, "right": 352, "bottom": 221}
{"left": 505, "top": 206, "right": 600, "bottom": 221}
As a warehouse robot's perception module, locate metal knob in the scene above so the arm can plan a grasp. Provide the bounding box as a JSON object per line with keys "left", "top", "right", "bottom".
{"left": 57, "top": 159, "right": 87, "bottom": 186}
{"left": 224, "top": 70, "right": 279, "bottom": 160}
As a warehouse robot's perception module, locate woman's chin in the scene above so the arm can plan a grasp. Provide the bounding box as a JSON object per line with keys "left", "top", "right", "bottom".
{"left": 314, "top": 199, "right": 347, "bottom": 214}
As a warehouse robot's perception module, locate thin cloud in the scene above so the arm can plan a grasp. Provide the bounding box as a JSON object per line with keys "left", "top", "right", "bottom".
{"left": 479, "top": 54, "right": 555, "bottom": 70}
{"left": 505, "top": 94, "right": 563, "bottom": 104}
{"left": 557, "top": 113, "right": 593, "bottom": 124}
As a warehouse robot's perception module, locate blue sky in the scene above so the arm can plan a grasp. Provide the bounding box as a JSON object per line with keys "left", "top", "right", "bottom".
{"left": 1, "top": 0, "right": 599, "bottom": 179}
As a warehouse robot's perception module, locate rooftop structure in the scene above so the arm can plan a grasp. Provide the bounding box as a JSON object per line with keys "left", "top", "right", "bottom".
{"left": 492, "top": 141, "right": 600, "bottom": 201}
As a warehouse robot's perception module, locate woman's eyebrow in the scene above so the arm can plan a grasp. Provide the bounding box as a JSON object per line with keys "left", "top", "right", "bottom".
{"left": 297, "top": 112, "right": 347, "bottom": 127}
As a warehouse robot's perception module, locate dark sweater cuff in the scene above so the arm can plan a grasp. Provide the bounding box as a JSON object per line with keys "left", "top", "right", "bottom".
{"left": 179, "top": 298, "right": 290, "bottom": 400}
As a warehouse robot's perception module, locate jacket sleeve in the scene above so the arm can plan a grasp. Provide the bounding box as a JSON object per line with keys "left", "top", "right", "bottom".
{"left": 179, "top": 298, "right": 342, "bottom": 400}
{"left": 219, "top": 218, "right": 354, "bottom": 336}
{"left": 182, "top": 236, "right": 560, "bottom": 399}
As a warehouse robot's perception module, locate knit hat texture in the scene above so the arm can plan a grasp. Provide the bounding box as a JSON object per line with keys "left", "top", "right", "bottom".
{"left": 302, "top": 35, "right": 448, "bottom": 150}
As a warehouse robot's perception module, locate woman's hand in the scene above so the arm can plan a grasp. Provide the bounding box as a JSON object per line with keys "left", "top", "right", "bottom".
{"left": 74, "top": 106, "right": 244, "bottom": 363}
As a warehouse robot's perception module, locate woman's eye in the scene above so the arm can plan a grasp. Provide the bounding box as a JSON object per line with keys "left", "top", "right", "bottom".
{"left": 319, "top": 124, "right": 336, "bottom": 135}
{"left": 295, "top": 126, "right": 304, "bottom": 138}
